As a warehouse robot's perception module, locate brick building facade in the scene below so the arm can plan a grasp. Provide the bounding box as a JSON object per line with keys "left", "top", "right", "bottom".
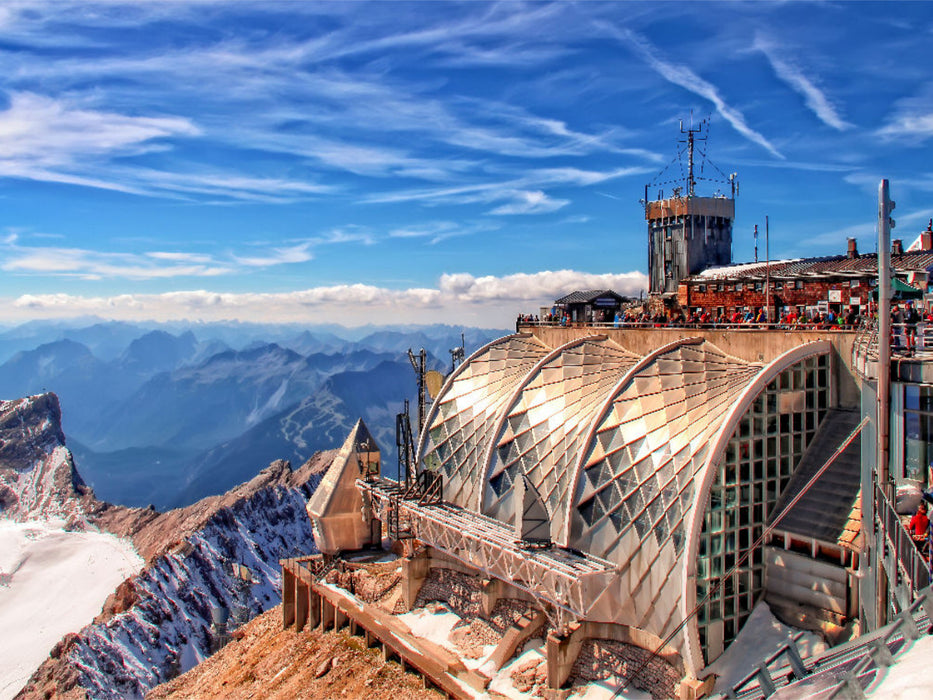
{"left": 678, "top": 238, "right": 933, "bottom": 318}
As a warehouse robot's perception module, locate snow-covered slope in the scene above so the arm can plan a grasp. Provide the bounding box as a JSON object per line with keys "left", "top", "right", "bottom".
{"left": 17, "top": 456, "right": 330, "bottom": 700}
{"left": 0, "top": 520, "right": 142, "bottom": 700}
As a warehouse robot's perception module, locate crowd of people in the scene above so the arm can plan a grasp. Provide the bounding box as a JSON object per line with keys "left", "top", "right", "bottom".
{"left": 516, "top": 300, "right": 933, "bottom": 359}
{"left": 518, "top": 306, "right": 868, "bottom": 330}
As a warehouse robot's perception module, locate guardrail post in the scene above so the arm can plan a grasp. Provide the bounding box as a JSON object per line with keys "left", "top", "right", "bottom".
{"left": 895, "top": 584, "right": 910, "bottom": 612}
{"left": 867, "top": 638, "right": 895, "bottom": 667}
{"left": 756, "top": 662, "right": 777, "bottom": 697}
{"left": 784, "top": 643, "right": 808, "bottom": 680}
{"left": 831, "top": 669, "right": 866, "bottom": 700}
{"left": 920, "top": 588, "right": 933, "bottom": 620}
{"left": 897, "top": 608, "right": 921, "bottom": 640}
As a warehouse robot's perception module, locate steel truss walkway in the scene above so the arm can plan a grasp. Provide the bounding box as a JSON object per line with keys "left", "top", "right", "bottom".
{"left": 359, "top": 477, "right": 618, "bottom": 628}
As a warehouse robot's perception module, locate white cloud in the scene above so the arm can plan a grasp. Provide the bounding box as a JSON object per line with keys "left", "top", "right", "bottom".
{"left": 232, "top": 243, "right": 314, "bottom": 267}
{"left": 366, "top": 166, "right": 649, "bottom": 208}
{"left": 490, "top": 191, "right": 569, "bottom": 215}
{"left": 754, "top": 35, "right": 851, "bottom": 131}
{"left": 438, "top": 269, "right": 647, "bottom": 302}
{"left": 599, "top": 23, "right": 783, "bottom": 159}
{"left": 388, "top": 221, "right": 497, "bottom": 244}
{"left": 877, "top": 91, "right": 933, "bottom": 141}
{"left": 146, "top": 251, "right": 215, "bottom": 264}
{"left": 1, "top": 245, "right": 232, "bottom": 280}
{"left": 0, "top": 237, "right": 327, "bottom": 280}
{"left": 0, "top": 92, "right": 336, "bottom": 202}
{"left": 0, "top": 91, "right": 198, "bottom": 161}
{"left": 0, "top": 269, "right": 648, "bottom": 326}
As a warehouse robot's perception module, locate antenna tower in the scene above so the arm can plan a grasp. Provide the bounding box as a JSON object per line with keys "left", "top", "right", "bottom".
{"left": 679, "top": 116, "right": 707, "bottom": 197}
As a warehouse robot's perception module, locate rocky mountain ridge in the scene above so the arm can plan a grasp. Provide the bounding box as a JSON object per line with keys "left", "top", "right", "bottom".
{"left": 1, "top": 392, "right": 334, "bottom": 699}
{"left": 17, "top": 455, "right": 330, "bottom": 700}
{"left": 0, "top": 394, "right": 92, "bottom": 522}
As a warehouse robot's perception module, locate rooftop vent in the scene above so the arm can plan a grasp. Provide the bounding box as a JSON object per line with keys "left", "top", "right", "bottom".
{"left": 893, "top": 239, "right": 904, "bottom": 256}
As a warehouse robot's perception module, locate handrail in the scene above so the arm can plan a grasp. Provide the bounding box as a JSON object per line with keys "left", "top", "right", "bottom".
{"left": 517, "top": 319, "right": 861, "bottom": 331}
{"left": 875, "top": 483, "right": 931, "bottom": 596}
{"left": 727, "top": 585, "right": 933, "bottom": 700}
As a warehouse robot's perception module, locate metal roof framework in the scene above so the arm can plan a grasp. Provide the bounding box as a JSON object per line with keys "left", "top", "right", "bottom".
{"left": 359, "top": 478, "right": 618, "bottom": 629}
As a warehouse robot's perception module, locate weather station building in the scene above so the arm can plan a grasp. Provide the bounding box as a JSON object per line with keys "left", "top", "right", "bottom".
{"left": 646, "top": 120, "right": 736, "bottom": 299}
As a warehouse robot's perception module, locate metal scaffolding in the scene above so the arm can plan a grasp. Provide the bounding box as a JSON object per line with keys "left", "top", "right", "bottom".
{"left": 359, "top": 477, "right": 617, "bottom": 629}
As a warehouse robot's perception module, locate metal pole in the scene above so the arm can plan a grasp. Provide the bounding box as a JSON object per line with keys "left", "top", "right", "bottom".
{"left": 765, "top": 217, "right": 771, "bottom": 324}
{"left": 877, "top": 179, "right": 893, "bottom": 626}
{"left": 878, "top": 181, "right": 892, "bottom": 492}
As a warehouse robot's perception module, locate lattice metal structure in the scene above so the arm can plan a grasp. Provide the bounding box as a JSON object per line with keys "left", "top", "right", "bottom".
{"left": 395, "top": 336, "right": 836, "bottom": 675}
{"left": 483, "top": 336, "right": 639, "bottom": 542}
{"left": 361, "top": 478, "right": 616, "bottom": 628}
{"left": 418, "top": 333, "right": 551, "bottom": 511}
{"left": 567, "top": 341, "right": 761, "bottom": 644}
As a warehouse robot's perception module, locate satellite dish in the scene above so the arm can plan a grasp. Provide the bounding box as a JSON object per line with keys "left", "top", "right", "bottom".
{"left": 425, "top": 370, "right": 444, "bottom": 399}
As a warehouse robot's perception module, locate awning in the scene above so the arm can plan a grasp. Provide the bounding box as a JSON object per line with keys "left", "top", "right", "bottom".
{"left": 872, "top": 277, "right": 924, "bottom": 300}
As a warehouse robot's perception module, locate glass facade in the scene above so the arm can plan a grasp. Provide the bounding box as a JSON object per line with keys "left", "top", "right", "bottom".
{"left": 904, "top": 384, "right": 933, "bottom": 484}
{"left": 421, "top": 334, "right": 550, "bottom": 510}
{"left": 484, "top": 337, "right": 639, "bottom": 543}
{"left": 695, "top": 352, "right": 830, "bottom": 659}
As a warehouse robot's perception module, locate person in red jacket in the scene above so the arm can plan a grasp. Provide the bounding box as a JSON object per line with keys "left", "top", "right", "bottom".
{"left": 910, "top": 501, "right": 930, "bottom": 544}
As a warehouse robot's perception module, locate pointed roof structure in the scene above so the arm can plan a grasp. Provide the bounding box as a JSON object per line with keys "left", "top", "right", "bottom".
{"left": 307, "top": 418, "right": 381, "bottom": 554}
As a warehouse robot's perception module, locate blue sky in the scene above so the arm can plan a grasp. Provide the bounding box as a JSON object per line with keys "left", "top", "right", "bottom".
{"left": 0, "top": 1, "right": 931, "bottom": 327}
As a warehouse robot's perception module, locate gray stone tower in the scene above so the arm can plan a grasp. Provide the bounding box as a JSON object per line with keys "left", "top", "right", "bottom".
{"left": 646, "top": 119, "right": 736, "bottom": 297}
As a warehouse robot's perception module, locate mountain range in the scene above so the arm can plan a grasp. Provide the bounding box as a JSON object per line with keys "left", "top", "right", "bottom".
{"left": 0, "top": 320, "right": 506, "bottom": 509}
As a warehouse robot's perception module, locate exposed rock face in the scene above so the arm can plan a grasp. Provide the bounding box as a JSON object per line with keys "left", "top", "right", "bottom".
{"left": 146, "top": 607, "right": 441, "bottom": 700}
{"left": 2, "top": 391, "right": 336, "bottom": 700}
{"left": 16, "top": 452, "right": 333, "bottom": 700}
{"left": 0, "top": 393, "right": 91, "bottom": 522}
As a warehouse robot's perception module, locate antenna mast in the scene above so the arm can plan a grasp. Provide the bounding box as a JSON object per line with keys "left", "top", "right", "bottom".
{"left": 679, "top": 116, "right": 707, "bottom": 197}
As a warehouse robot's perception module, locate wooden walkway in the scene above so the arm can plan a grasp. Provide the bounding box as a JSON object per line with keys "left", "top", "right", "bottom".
{"left": 281, "top": 557, "right": 486, "bottom": 699}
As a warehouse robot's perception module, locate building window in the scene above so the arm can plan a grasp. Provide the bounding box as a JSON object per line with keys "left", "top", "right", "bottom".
{"left": 904, "top": 385, "right": 933, "bottom": 482}
{"left": 698, "top": 284, "right": 707, "bottom": 293}
{"left": 696, "top": 353, "right": 830, "bottom": 663}
{"left": 774, "top": 281, "right": 783, "bottom": 290}
{"left": 755, "top": 282, "right": 763, "bottom": 292}
{"left": 718, "top": 283, "right": 725, "bottom": 292}
{"left": 735, "top": 283, "right": 743, "bottom": 292}
{"left": 850, "top": 279, "right": 860, "bottom": 288}
{"left": 795, "top": 281, "right": 804, "bottom": 289}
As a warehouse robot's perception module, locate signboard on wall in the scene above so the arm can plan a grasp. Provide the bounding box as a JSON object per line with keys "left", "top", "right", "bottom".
{"left": 850, "top": 297, "right": 861, "bottom": 306}
{"left": 816, "top": 301, "right": 829, "bottom": 313}
{"left": 828, "top": 289, "right": 842, "bottom": 303}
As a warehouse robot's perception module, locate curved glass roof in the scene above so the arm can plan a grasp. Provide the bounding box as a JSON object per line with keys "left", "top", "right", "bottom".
{"left": 483, "top": 336, "right": 639, "bottom": 544}
{"left": 420, "top": 333, "right": 550, "bottom": 511}
{"left": 567, "top": 340, "right": 760, "bottom": 636}
{"left": 416, "top": 333, "right": 834, "bottom": 674}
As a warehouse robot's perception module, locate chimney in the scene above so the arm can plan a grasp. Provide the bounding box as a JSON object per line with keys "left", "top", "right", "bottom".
{"left": 893, "top": 239, "right": 904, "bottom": 256}
{"left": 923, "top": 219, "right": 933, "bottom": 251}
{"left": 847, "top": 238, "right": 858, "bottom": 259}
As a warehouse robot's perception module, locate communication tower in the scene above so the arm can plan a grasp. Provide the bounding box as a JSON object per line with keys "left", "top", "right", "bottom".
{"left": 644, "top": 118, "right": 737, "bottom": 297}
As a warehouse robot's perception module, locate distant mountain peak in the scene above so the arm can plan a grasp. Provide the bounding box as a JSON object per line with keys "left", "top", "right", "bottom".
{"left": 0, "top": 393, "right": 92, "bottom": 522}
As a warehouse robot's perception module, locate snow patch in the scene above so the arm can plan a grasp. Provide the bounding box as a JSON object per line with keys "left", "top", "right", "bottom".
{"left": 0, "top": 520, "right": 142, "bottom": 700}
{"left": 705, "top": 601, "right": 827, "bottom": 693}
{"left": 398, "top": 606, "right": 463, "bottom": 652}
{"left": 866, "top": 632, "right": 933, "bottom": 698}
